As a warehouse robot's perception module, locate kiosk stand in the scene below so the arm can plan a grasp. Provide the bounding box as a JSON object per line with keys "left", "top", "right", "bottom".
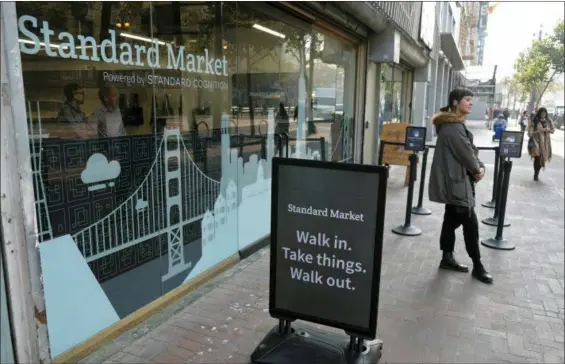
{"left": 392, "top": 126, "right": 427, "bottom": 236}
{"left": 251, "top": 158, "right": 389, "bottom": 364}
{"left": 482, "top": 131, "right": 524, "bottom": 251}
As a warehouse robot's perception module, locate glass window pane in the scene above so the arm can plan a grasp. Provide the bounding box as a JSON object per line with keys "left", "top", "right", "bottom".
{"left": 310, "top": 30, "right": 357, "bottom": 162}
{"left": 17, "top": 1, "right": 161, "bottom": 356}
{"left": 14, "top": 2, "right": 360, "bottom": 358}
{"left": 381, "top": 63, "right": 393, "bottom": 82}
{"left": 381, "top": 78, "right": 394, "bottom": 125}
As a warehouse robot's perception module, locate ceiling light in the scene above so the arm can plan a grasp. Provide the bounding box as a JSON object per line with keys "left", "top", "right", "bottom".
{"left": 252, "top": 24, "right": 286, "bottom": 39}
{"left": 120, "top": 32, "right": 166, "bottom": 45}
{"left": 19, "top": 39, "right": 100, "bottom": 50}
{"left": 19, "top": 38, "right": 67, "bottom": 49}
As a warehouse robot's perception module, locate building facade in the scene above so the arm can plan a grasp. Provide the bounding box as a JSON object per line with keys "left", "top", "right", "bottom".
{"left": 1, "top": 1, "right": 480, "bottom": 362}
{"left": 458, "top": 2, "right": 480, "bottom": 67}
{"left": 338, "top": 1, "right": 429, "bottom": 162}
{"left": 2, "top": 1, "right": 371, "bottom": 362}
{"left": 476, "top": 1, "right": 490, "bottom": 66}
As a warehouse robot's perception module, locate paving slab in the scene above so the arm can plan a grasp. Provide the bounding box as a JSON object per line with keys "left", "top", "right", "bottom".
{"left": 82, "top": 120, "right": 565, "bottom": 364}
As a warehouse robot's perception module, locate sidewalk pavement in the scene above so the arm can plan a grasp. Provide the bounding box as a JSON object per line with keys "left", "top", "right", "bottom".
{"left": 82, "top": 120, "right": 565, "bottom": 364}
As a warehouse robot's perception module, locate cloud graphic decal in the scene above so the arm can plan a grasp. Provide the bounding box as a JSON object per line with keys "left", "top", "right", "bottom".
{"left": 81, "top": 154, "right": 121, "bottom": 188}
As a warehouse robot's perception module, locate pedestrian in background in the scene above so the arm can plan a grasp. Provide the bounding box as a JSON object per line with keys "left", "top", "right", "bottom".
{"left": 502, "top": 108, "right": 510, "bottom": 124}
{"left": 527, "top": 107, "right": 555, "bottom": 181}
{"left": 428, "top": 88, "right": 493, "bottom": 284}
{"left": 519, "top": 110, "right": 529, "bottom": 133}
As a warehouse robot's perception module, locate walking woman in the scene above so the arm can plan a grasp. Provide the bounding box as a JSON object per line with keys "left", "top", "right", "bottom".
{"left": 428, "top": 88, "right": 493, "bottom": 284}
{"left": 528, "top": 107, "right": 555, "bottom": 181}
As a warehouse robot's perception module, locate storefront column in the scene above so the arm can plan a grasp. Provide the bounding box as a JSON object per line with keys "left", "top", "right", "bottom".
{"left": 446, "top": 65, "right": 453, "bottom": 91}
{"left": 0, "top": 2, "right": 51, "bottom": 363}
{"left": 441, "top": 61, "right": 450, "bottom": 108}
{"left": 437, "top": 56, "right": 445, "bottom": 112}
{"left": 362, "top": 61, "right": 379, "bottom": 165}
{"left": 427, "top": 58, "right": 438, "bottom": 140}
{"left": 411, "top": 64, "right": 429, "bottom": 129}
{"left": 341, "top": 55, "right": 357, "bottom": 163}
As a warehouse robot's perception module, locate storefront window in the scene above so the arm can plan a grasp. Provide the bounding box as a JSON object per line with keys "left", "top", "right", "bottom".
{"left": 15, "top": 1, "right": 361, "bottom": 358}
{"left": 379, "top": 63, "right": 411, "bottom": 128}
{"left": 285, "top": 29, "right": 357, "bottom": 162}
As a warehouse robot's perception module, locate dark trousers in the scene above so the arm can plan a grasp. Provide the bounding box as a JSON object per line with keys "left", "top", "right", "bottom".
{"left": 534, "top": 156, "right": 542, "bottom": 175}
{"left": 439, "top": 204, "right": 481, "bottom": 261}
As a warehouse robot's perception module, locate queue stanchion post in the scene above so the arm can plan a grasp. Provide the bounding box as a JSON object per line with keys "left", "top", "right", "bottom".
{"left": 203, "top": 137, "right": 209, "bottom": 174}
{"left": 238, "top": 134, "right": 245, "bottom": 158}
{"left": 393, "top": 152, "right": 422, "bottom": 236}
{"left": 481, "top": 159, "right": 515, "bottom": 250}
{"left": 377, "top": 141, "right": 385, "bottom": 166}
{"left": 282, "top": 133, "right": 289, "bottom": 158}
{"left": 482, "top": 154, "right": 510, "bottom": 227}
{"left": 260, "top": 137, "right": 267, "bottom": 159}
{"left": 481, "top": 130, "right": 524, "bottom": 250}
{"left": 393, "top": 126, "right": 427, "bottom": 236}
{"left": 412, "top": 147, "right": 432, "bottom": 216}
{"left": 320, "top": 137, "right": 326, "bottom": 161}
{"left": 275, "top": 134, "right": 282, "bottom": 157}
{"left": 482, "top": 146, "right": 500, "bottom": 209}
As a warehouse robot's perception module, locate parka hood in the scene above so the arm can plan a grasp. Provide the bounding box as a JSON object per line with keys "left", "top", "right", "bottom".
{"left": 432, "top": 111, "right": 466, "bottom": 126}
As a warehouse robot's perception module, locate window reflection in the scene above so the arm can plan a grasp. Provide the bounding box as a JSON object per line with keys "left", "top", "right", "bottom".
{"left": 379, "top": 63, "right": 411, "bottom": 128}
{"left": 19, "top": 2, "right": 159, "bottom": 139}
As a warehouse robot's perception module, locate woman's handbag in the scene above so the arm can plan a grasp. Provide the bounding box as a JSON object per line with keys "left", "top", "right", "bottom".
{"left": 527, "top": 137, "right": 536, "bottom": 154}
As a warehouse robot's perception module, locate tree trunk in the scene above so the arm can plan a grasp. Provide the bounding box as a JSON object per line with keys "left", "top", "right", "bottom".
{"left": 535, "top": 70, "right": 558, "bottom": 107}
{"left": 505, "top": 89, "right": 511, "bottom": 109}
{"left": 212, "top": 3, "right": 224, "bottom": 134}
{"left": 306, "top": 33, "right": 315, "bottom": 130}
{"left": 246, "top": 43, "right": 255, "bottom": 136}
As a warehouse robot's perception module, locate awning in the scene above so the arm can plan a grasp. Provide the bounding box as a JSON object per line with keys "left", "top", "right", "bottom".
{"left": 440, "top": 32, "right": 465, "bottom": 71}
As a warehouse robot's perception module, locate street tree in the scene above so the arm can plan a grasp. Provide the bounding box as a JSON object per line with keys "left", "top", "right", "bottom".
{"left": 513, "top": 19, "right": 564, "bottom": 109}
{"left": 500, "top": 76, "right": 524, "bottom": 112}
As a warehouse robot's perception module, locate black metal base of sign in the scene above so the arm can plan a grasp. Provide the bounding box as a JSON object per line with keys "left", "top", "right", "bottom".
{"left": 392, "top": 224, "right": 422, "bottom": 236}
{"left": 250, "top": 324, "right": 383, "bottom": 364}
{"left": 481, "top": 200, "right": 496, "bottom": 209}
{"left": 411, "top": 206, "right": 432, "bottom": 215}
{"left": 481, "top": 237, "right": 516, "bottom": 251}
{"left": 482, "top": 217, "right": 510, "bottom": 227}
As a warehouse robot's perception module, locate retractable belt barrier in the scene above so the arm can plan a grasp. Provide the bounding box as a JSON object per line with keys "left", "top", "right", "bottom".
{"left": 378, "top": 141, "right": 500, "bottom": 219}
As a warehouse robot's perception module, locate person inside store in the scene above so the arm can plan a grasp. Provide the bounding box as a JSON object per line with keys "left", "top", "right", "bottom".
{"left": 276, "top": 102, "right": 290, "bottom": 135}
{"left": 527, "top": 107, "right": 555, "bottom": 181}
{"left": 428, "top": 88, "right": 493, "bottom": 284}
{"left": 57, "top": 83, "right": 96, "bottom": 138}
{"left": 91, "top": 86, "right": 126, "bottom": 138}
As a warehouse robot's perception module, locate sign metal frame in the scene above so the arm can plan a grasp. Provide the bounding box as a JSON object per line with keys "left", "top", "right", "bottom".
{"left": 268, "top": 157, "right": 389, "bottom": 339}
